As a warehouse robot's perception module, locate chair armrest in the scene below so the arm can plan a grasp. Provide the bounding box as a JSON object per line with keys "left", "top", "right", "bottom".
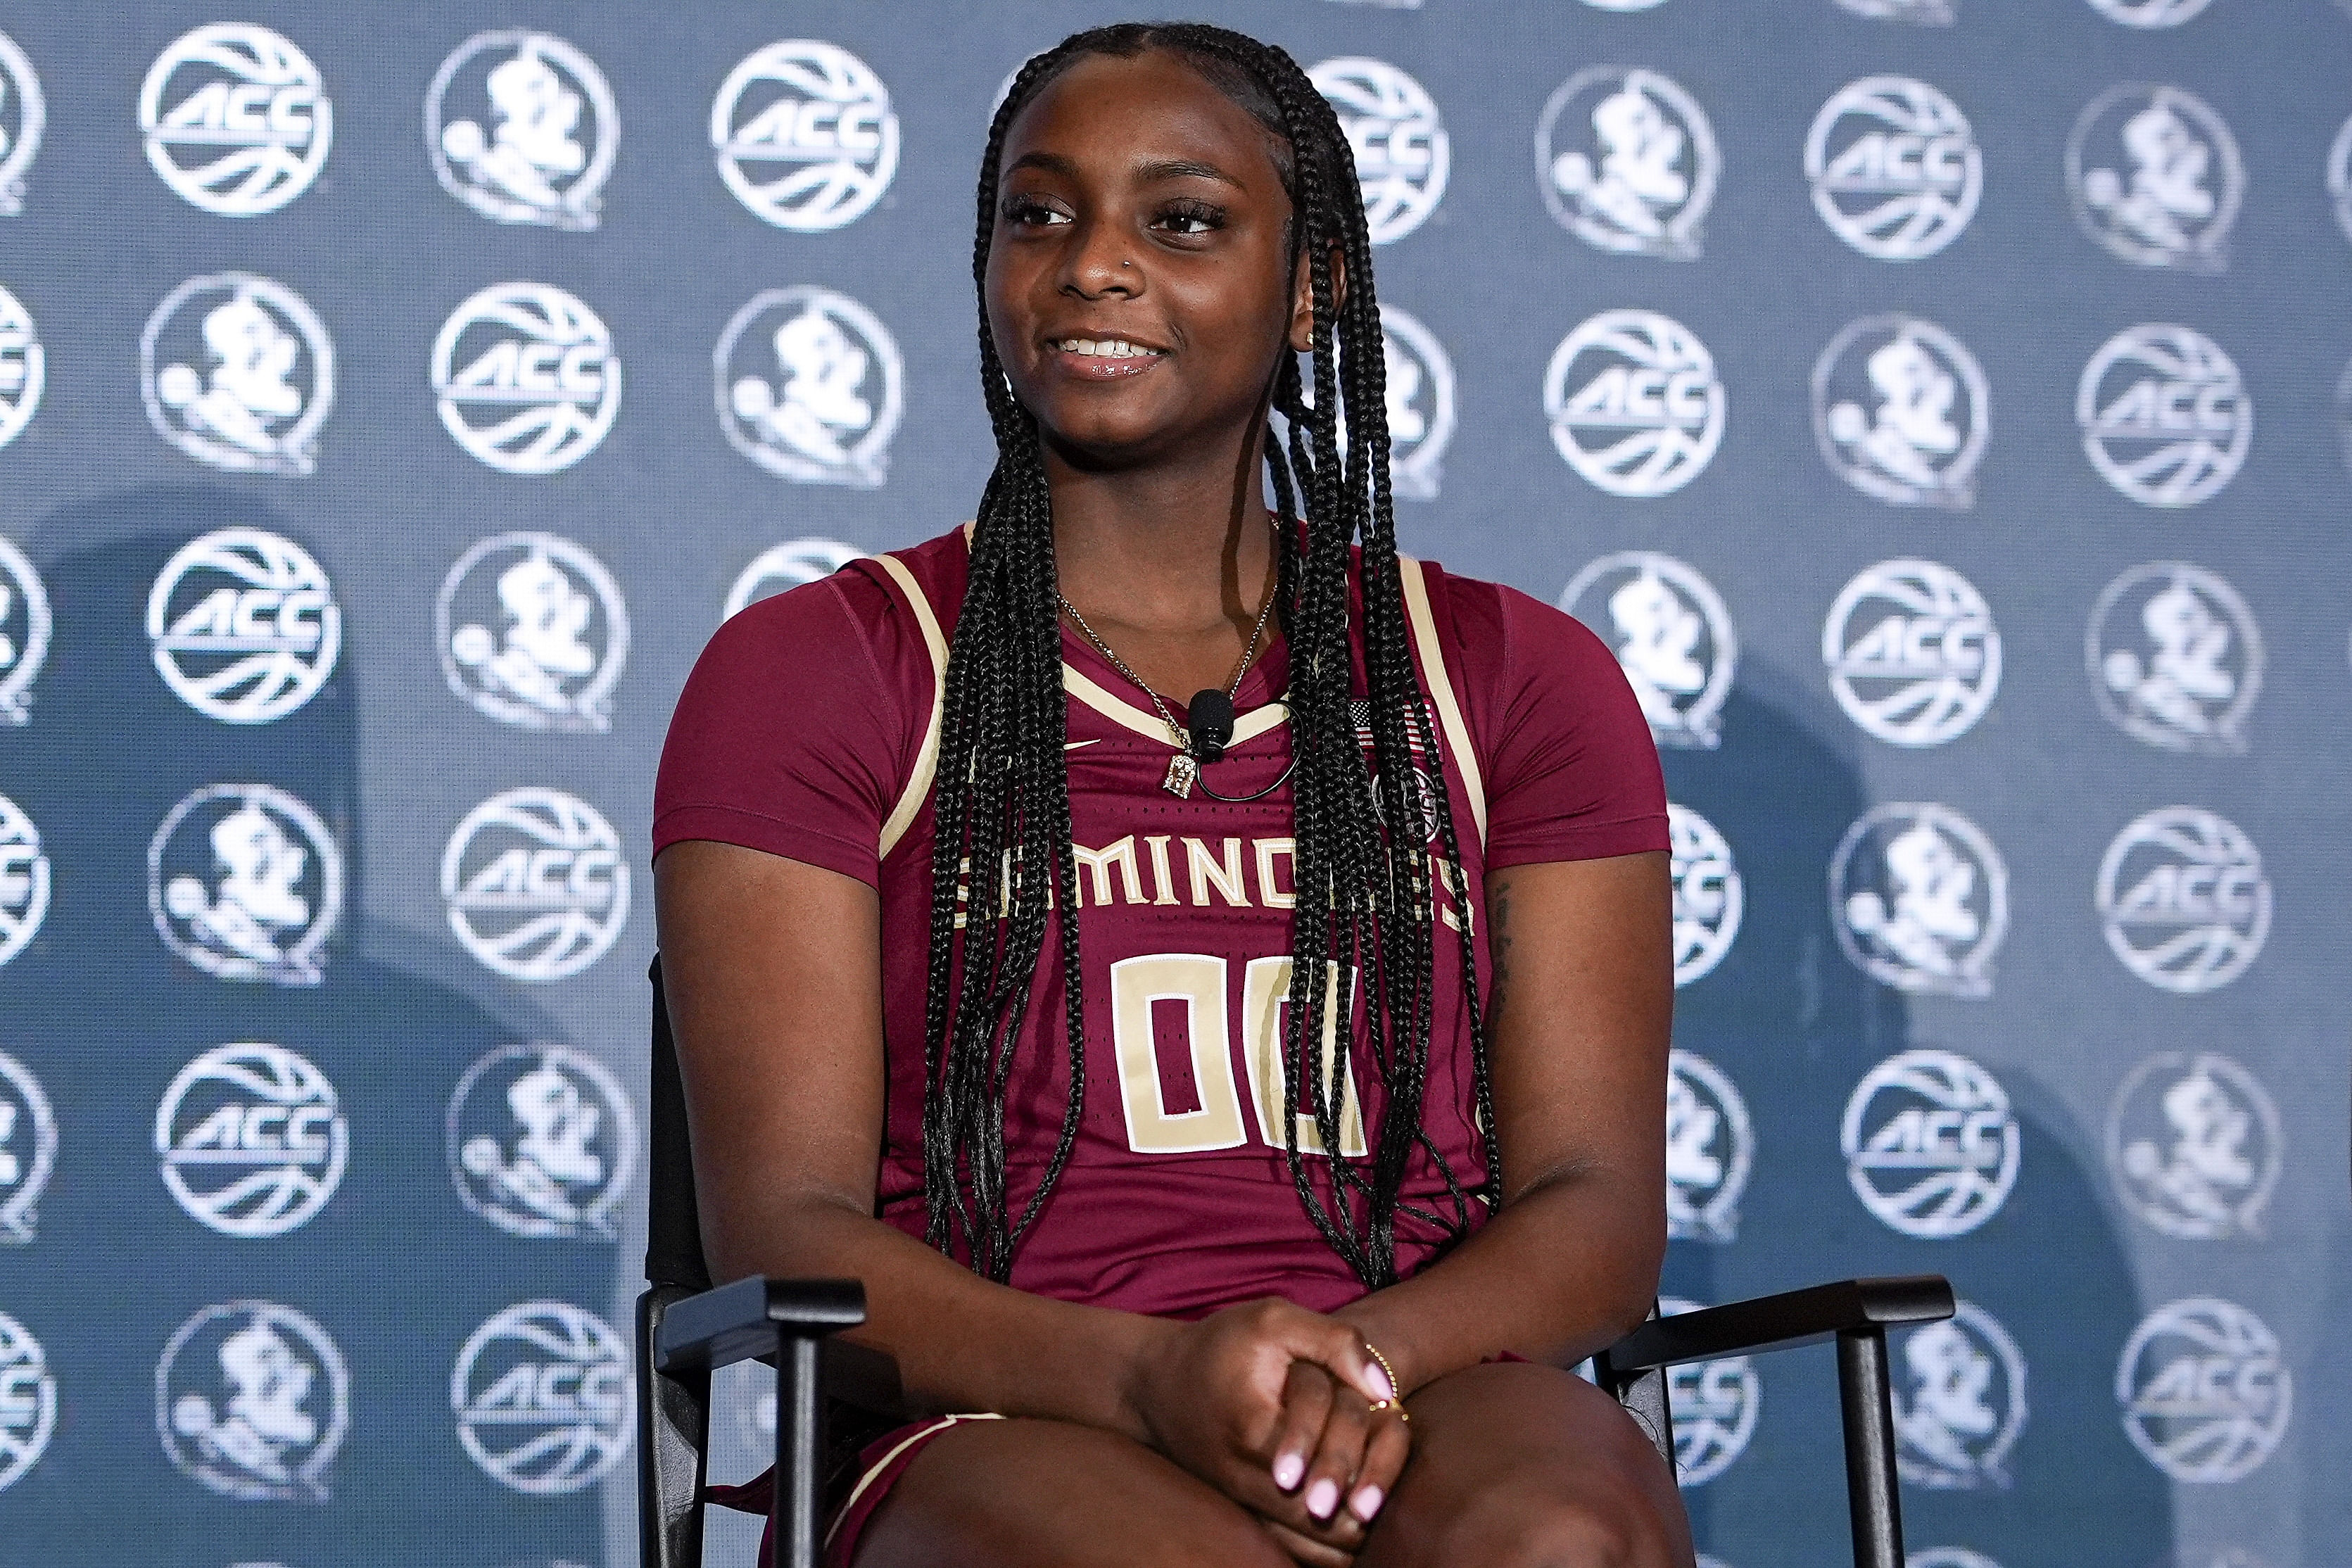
{"left": 652, "top": 1275, "right": 867, "bottom": 1374}
{"left": 1600, "top": 1275, "right": 1953, "bottom": 1372}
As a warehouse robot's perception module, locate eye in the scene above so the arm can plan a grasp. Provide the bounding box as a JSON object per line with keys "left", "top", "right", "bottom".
{"left": 1154, "top": 200, "right": 1226, "bottom": 238}
{"left": 1001, "top": 194, "right": 1069, "bottom": 228}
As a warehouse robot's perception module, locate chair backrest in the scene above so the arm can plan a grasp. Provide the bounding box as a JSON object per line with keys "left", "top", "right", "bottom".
{"left": 647, "top": 955, "right": 714, "bottom": 1293}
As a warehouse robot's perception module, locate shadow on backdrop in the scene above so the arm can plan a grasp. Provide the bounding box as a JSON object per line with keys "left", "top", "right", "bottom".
{"left": 0, "top": 487, "right": 605, "bottom": 1568}
{"left": 1657, "top": 661, "right": 2169, "bottom": 1568}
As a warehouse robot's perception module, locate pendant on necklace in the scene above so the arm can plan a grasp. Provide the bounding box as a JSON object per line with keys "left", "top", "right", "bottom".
{"left": 1161, "top": 752, "right": 1199, "bottom": 799}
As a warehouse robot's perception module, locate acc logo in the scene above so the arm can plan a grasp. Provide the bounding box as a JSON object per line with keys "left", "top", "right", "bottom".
{"left": 1545, "top": 311, "right": 1724, "bottom": 497}
{"left": 0, "top": 282, "right": 42, "bottom": 449}
{"left": 452, "top": 1301, "right": 632, "bottom": 1494}
{"left": 438, "top": 533, "right": 626, "bottom": 733}
{"left": 1812, "top": 315, "right": 1986, "bottom": 508}
{"left": 2086, "top": 0, "right": 2215, "bottom": 25}
{"left": 448, "top": 1043, "right": 638, "bottom": 1241}
{"left": 2329, "top": 115, "right": 2352, "bottom": 250}
{"left": 140, "top": 25, "right": 329, "bottom": 216}
{"left": 158, "top": 1301, "right": 348, "bottom": 1500}
{"left": 1823, "top": 559, "right": 2000, "bottom": 748}
{"left": 434, "top": 283, "right": 619, "bottom": 475}
{"left": 0, "top": 31, "right": 42, "bottom": 213}
{"left": 155, "top": 1042, "right": 346, "bottom": 1239}
{"left": 442, "top": 788, "right": 629, "bottom": 982}
{"left": 716, "top": 286, "right": 902, "bottom": 488}
{"left": 712, "top": 41, "right": 897, "bottom": 232}
{"left": 0, "top": 1049, "right": 56, "bottom": 1242}
{"left": 2078, "top": 324, "right": 2249, "bottom": 507}
{"left": 1308, "top": 58, "right": 1448, "bottom": 245}
{"left": 2069, "top": 85, "right": 2240, "bottom": 273}
{"left": 1537, "top": 68, "right": 1717, "bottom": 260}
{"left": 1665, "top": 1049, "right": 1751, "bottom": 1244}
{"left": 2116, "top": 1298, "right": 2289, "bottom": 1483}
{"left": 1895, "top": 1302, "right": 2026, "bottom": 1489}
{"left": 725, "top": 537, "right": 860, "bottom": 621}
{"left": 2089, "top": 562, "right": 2260, "bottom": 755}
{"left": 1831, "top": 804, "right": 2006, "bottom": 997}
{"left": 149, "top": 784, "right": 341, "bottom": 986}
{"left": 0, "top": 533, "right": 47, "bottom": 724}
{"left": 0, "top": 792, "right": 47, "bottom": 969}
{"left": 1806, "top": 77, "right": 1981, "bottom": 260}
{"left": 1375, "top": 306, "right": 1455, "bottom": 500}
{"left": 2097, "top": 807, "right": 2269, "bottom": 994}
{"left": 0, "top": 1312, "right": 53, "bottom": 1489}
{"left": 1658, "top": 1296, "right": 1759, "bottom": 1484}
{"left": 1667, "top": 804, "right": 1741, "bottom": 985}
{"left": 1560, "top": 552, "right": 1735, "bottom": 749}
{"left": 142, "top": 274, "right": 334, "bottom": 476}
{"left": 2106, "top": 1051, "right": 2280, "bottom": 1241}
{"left": 148, "top": 528, "right": 340, "bottom": 724}
{"left": 1843, "top": 1049, "right": 2018, "bottom": 1238}
{"left": 429, "top": 32, "right": 615, "bottom": 231}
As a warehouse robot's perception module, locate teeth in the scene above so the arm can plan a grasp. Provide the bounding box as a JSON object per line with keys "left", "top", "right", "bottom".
{"left": 1059, "top": 338, "right": 1156, "bottom": 358}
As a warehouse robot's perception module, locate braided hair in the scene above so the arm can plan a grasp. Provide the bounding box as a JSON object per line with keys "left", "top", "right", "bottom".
{"left": 923, "top": 23, "right": 1495, "bottom": 1289}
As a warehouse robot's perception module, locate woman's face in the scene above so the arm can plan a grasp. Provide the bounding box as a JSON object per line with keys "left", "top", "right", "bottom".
{"left": 985, "top": 50, "right": 1305, "bottom": 469}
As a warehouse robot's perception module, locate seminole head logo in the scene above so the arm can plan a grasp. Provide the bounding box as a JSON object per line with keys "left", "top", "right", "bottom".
{"left": 0, "top": 1049, "right": 56, "bottom": 1244}
{"left": 717, "top": 286, "right": 902, "bottom": 488}
{"left": 0, "top": 791, "right": 47, "bottom": 970}
{"left": 1812, "top": 315, "right": 1988, "bottom": 510}
{"left": 2106, "top": 1051, "right": 2280, "bottom": 1241}
{"left": 448, "top": 1043, "right": 638, "bottom": 1241}
{"left": 2068, "top": 84, "right": 2242, "bottom": 272}
{"left": 438, "top": 533, "right": 628, "bottom": 733}
{"left": 142, "top": 274, "right": 334, "bottom": 477}
{"left": 0, "top": 534, "right": 47, "bottom": 726}
{"left": 148, "top": 784, "right": 342, "bottom": 986}
{"left": 1560, "top": 552, "right": 1737, "bottom": 750}
{"left": 2087, "top": 562, "right": 2261, "bottom": 755}
{"left": 157, "top": 1301, "right": 348, "bottom": 1500}
{"left": 1893, "top": 1302, "right": 2027, "bottom": 1489}
{"left": 1664, "top": 1049, "right": 1751, "bottom": 1244}
{"left": 1831, "top": 804, "right": 2007, "bottom": 997}
{"left": 1537, "top": 67, "right": 1719, "bottom": 260}
{"left": 429, "top": 31, "right": 616, "bottom": 230}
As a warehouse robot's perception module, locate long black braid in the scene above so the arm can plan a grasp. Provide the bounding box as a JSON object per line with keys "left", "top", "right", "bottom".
{"left": 922, "top": 23, "right": 1496, "bottom": 1289}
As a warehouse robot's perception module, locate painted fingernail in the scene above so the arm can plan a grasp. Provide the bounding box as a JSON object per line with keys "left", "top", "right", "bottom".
{"left": 1351, "top": 1484, "right": 1384, "bottom": 1522}
{"left": 1306, "top": 1479, "right": 1340, "bottom": 1520}
{"left": 1365, "top": 1362, "right": 1396, "bottom": 1402}
{"left": 1272, "top": 1453, "right": 1305, "bottom": 1491}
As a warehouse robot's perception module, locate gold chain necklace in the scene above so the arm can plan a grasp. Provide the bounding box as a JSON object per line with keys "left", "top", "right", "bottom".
{"left": 1057, "top": 569, "right": 1279, "bottom": 800}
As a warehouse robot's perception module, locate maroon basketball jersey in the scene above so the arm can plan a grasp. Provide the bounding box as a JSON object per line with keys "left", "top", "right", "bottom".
{"left": 655, "top": 525, "right": 1665, "bottom": 1318}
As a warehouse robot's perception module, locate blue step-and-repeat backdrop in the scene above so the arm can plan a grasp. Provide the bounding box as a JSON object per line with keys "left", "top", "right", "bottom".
{"left": 0, "top": 3, "right": 2344, "bottom": 1566}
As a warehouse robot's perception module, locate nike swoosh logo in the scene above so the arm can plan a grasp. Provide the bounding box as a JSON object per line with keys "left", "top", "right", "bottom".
{"left": 1065, "top": 739, "right": 1100, "bottom": 751}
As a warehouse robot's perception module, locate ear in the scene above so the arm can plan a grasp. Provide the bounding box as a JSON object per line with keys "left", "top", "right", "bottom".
{"left": 1286, "top": 244, "right": 1348, "bottom": 353}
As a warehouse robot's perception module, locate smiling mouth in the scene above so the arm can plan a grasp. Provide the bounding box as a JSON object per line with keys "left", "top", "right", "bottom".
{"left": 1044, "top": 336, "right": 1168, "bottom": 379}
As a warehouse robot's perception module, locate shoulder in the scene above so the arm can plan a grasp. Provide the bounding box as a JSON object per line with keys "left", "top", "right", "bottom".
{"left": 1415, "top": 559, "right": 1629, "bottom": 715}
{"left": 704, "top": 524, "right": 967, "bottom": 690}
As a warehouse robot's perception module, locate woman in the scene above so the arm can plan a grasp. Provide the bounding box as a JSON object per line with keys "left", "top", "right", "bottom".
{"left": 655, "top": 23, "right": 1689, "bottom": 1568}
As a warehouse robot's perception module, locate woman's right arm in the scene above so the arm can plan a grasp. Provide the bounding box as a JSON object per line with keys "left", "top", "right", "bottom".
{"left": 653, "top": 836, "right": 1169, "bottom": 1438}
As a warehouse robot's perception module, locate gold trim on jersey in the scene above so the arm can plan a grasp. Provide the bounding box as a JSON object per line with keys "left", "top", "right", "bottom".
{"left": 1396, "top": 555, "right": 1488, "bottom": 849}
{"left": 868, "top": 552, "right": 947, "bottom": 862}
{"left": 1062, "top": 661, "right": 1291, "bottom": 748}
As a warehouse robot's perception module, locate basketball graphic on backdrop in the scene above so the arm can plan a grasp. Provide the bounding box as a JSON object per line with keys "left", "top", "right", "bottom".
{"left": 2078, "top": 324, "right": 2249, "bottom": 507}
{"left": 1842, "top": 1049, "right": 2020, "bottom": 1238}
{"left": 0, "top": 1313, "right": 55, "bottom": 1491}
{"left": 154, "top": 1042, "right": 347, "bottom": 1239}
{"left": 451, "top": 1301, "right": 632, "bottom": 1494}
{"left": 0, "top": 1048, "right": 56, "bottom": 1244}
{"left": 442, "top": 788, "right": 629, "bottom": 982}
{"left": 1807, "top": 77, "right": 1981, "bottom": 260}
{"left": 1665, "top": 1049, "right": 1752, "bottom": 1244}
{"left": 0, "top": 30, "right": 44, "bottom": 215}
{"left": 1544, "top": 311, "right": 1725, "bottom": 497}
{"left": 432, "top": 282, "right": 619, "bottom": 474}
{"left": 140, "top": 25, "right": 330, "bottom": 216}
{"left": 2096, "top": 807, "right": 2270, "bottom": 994}
{"left": 712, "top": 40, "right": 898, "bottom": 232}
{"left": 1657, "top": 1297, "right": 1760, "bottom": 1484}
{"left": 0, "top": 282, "right": 44, "bottom": 450}
{"left": 1308, "top": 58, "right": 1449, "bottom": 244}
{"left": 147, "top": 528, "right": 341, "bottom": 724}
{"left": 1823, "top": 560, "right": 2000, "bottom": 747}
{"left": 0, "top": 791, "right": 49, "bottom": 970}
{"left": 0, "top": 534, "right": 48, "bottom": 726}
{"left": 2116, "top": 1298, "right": 2289, "bottom": 1483}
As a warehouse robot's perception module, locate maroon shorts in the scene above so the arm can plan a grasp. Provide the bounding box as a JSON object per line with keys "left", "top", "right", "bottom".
{"left": 709, "top": 1412, "right": 1001, "bottom": 1568}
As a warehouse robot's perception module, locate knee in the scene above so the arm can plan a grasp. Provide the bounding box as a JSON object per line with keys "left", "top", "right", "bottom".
{"left": 1432, "top": 1493, "right": 1642, "bottom": 1568}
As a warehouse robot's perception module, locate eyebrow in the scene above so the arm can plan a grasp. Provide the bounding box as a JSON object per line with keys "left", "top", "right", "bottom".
{"left": 1004, "top": 151, "right": 1245, "bottom": 191}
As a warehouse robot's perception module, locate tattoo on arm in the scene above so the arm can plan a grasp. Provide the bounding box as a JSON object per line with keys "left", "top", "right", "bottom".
{"left": 1488, "top": 879, "right": 1514, "bottom": 1030}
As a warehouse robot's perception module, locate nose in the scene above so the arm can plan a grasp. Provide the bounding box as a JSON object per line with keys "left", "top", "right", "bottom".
{"left": 1058, "top": 211, "right": 1139, "bottom": 301}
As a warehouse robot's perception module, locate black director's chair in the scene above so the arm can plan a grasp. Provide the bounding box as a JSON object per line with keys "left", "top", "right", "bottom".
{"left": 636, "top": 957, "right": 1955, "bottom": 1568}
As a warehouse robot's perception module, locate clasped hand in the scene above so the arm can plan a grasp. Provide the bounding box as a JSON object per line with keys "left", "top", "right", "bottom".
{"left": 1127, "top": 1298, "right": 1412, "bottom": 1566}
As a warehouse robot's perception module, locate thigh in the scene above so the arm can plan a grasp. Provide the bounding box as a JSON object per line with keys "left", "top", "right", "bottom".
{"left": 1359, "top": 1361, "right": 1695, "bottom": 1568}
{"left": 854, "top": 1415, "right": 1294, "bottom": 1568}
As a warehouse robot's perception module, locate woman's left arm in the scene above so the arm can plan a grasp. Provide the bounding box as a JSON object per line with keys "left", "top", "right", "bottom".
{"left": 1335, "top": 849, "right": 1672, "bottom": 1391}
